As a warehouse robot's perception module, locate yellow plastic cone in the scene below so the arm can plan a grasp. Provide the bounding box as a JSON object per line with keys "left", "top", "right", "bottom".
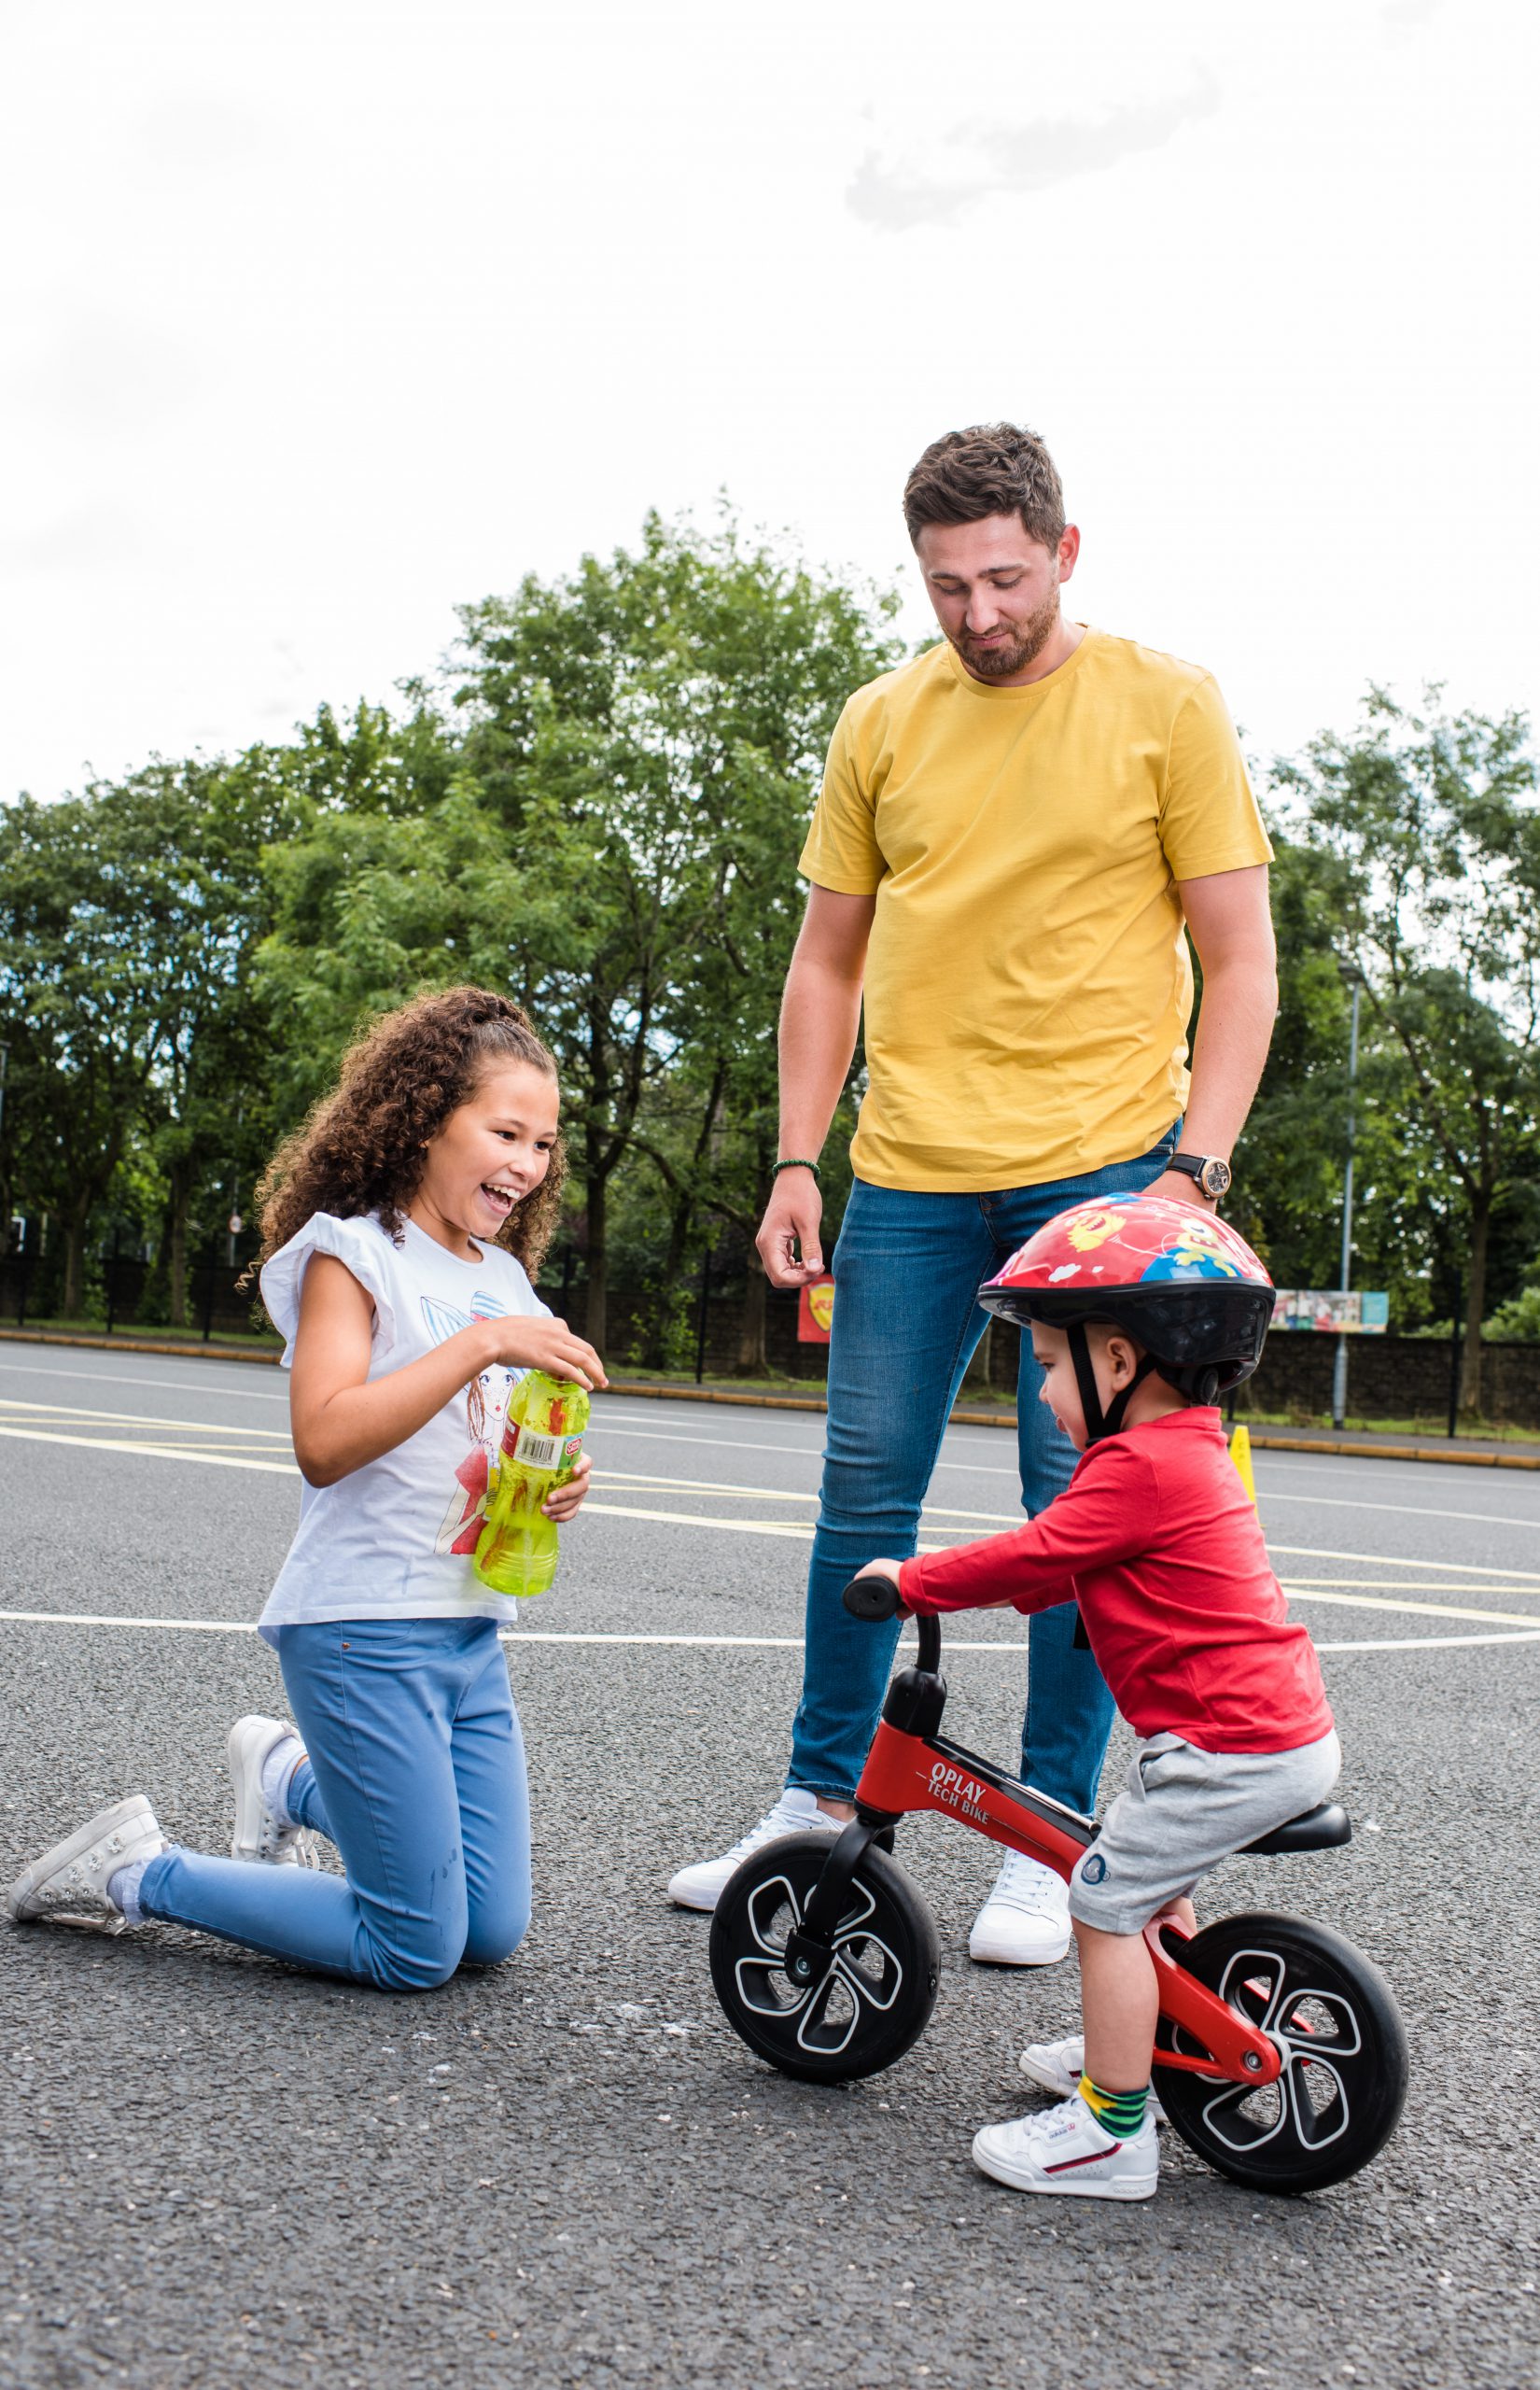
{"left": 1228, "top": 1422, "right": 1256, "bottom": 1505}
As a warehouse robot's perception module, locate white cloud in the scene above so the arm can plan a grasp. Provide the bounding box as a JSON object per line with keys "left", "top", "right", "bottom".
{"left": 0, "top": 0, "right": 1534, "bottom": 805}
{"left": 848, "top": 73, "right": 1222, "bottom": 230}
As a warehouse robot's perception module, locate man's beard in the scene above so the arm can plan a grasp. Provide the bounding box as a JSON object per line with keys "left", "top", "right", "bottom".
{"left": 950, "top": 579, "right": 1060, "bottom": 681}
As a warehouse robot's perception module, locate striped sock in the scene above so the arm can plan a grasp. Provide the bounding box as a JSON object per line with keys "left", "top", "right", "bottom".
{"left": 1078, "top": 2074, "right": 1149, "bottom": 2140}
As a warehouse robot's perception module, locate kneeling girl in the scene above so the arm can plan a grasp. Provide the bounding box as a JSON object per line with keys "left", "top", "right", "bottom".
{"left": 8, "top": 986, "right": 605, "bottom": 1990}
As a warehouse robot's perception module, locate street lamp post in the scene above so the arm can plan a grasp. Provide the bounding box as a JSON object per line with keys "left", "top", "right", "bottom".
{"left": 1332, "top": 973, "right": 1362, "bottom": 1431}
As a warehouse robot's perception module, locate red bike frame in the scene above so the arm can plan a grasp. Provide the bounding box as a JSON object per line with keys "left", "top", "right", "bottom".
{"left": 856, "top": 1708, "right": 1284, "bottom": 2089}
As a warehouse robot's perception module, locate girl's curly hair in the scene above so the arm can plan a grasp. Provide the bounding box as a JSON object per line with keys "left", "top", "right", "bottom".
{"left": 254, "top": 986, "right": 566, "bottom": 1282}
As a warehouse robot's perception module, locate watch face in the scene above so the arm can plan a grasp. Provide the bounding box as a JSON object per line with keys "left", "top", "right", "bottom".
{"left": 1200, "top": 1158, "right": 1233, "bottom": 1199}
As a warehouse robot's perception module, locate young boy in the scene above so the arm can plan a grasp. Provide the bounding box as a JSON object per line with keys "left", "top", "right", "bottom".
{"left": 861, "top": 1192, "right": 1337, "bottom": 2202}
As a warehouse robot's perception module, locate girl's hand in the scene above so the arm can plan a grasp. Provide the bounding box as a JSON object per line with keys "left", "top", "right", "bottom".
{"left": 542, "top": 1452, "right": 593, "bottom": 1521}
{"left": 489, "top": 1314, "right": 609, "bottom": 1391}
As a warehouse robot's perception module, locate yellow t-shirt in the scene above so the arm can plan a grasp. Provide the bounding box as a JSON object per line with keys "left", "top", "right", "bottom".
{"left": 800, "top": 627, "right": 1271, "bottom": 1192}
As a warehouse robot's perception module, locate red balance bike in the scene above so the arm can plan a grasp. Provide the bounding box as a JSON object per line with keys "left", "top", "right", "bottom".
{"left": 709, "top": 1576, "right": 1409, "bottom": 2195}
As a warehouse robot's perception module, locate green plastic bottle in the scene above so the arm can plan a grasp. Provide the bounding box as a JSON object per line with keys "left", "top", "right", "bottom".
{"left": 472, "top": 1371, "right": 590, "bottom": 1598}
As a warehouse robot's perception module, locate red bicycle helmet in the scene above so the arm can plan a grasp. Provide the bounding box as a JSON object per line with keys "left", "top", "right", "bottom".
{"left": 979, "top": 1193, "right": 1274, "bottom": 1441}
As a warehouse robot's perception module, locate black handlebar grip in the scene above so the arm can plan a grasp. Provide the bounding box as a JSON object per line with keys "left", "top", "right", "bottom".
{"left": 843, "top": 1571, "right": 902, "bottom": 1623}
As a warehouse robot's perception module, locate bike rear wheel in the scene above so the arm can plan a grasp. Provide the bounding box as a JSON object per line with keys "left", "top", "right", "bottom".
{"left": 708, "top": 1832, "right": 940, "bottom": 2084}
{"left": 1154, "top": 1909, "right": 1408, "bottom": 2193}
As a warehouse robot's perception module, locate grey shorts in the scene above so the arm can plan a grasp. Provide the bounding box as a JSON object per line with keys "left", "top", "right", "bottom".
{"left": 1068, "top": 1727, "right": 1342, "bottom": 1935}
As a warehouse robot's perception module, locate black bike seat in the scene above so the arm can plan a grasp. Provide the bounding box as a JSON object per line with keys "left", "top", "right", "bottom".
{"left": 1242, "top": 1801, "right": 1352, "bottom": 1856}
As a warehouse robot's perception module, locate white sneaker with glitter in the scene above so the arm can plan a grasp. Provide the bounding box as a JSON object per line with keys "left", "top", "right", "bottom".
{"left": 228, "top": 1715, "right": 316, "bottom": 1866}
{"left": 1018, "top": 2032, "right": 1167, "bottom": 2124}
{"left": 968, "top": 1851, "right": 1071, "bottom": 1965}
{"left": 666, "top": 1790, "right": 842, "bottom": 1912}
{"left": 973, "top": 2095, "right": 1159, "bottom": 2201}
{"left": 6, "top": 1795, "right": 166, "bottom": 1934}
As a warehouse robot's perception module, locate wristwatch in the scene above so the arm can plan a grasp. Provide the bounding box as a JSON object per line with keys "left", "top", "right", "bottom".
{"left": 1168, "top": 1151, "right": 1232, "bottom": 1201}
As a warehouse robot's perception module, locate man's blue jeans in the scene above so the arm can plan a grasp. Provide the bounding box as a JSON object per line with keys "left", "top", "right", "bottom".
{"left": 788, "top": 1130, "right": 1179, "bottom": 1813}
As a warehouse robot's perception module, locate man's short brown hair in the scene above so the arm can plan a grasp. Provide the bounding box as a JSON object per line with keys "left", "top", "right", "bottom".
{"left": 903, "top": 423, "right": 1066, "bottom": 552}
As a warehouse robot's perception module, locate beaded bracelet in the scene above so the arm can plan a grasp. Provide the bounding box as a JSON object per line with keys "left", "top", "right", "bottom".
{"left": 771, "top": 1158, "right": 821, "bottom": 1185}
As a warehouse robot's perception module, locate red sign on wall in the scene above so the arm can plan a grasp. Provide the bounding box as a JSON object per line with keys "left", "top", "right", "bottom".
{"left": 797, "top": 1275, "right": 834, "bottom": 1343}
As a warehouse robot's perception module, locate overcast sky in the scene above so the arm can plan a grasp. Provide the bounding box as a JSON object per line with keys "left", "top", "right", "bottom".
{"left": 4, "top": 0, "right": 1536, "bottom": 804}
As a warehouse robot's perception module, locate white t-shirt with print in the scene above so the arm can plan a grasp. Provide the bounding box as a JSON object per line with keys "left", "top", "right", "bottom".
{"left": 257, "top": 1210, "right": 551, "bottom": 1641}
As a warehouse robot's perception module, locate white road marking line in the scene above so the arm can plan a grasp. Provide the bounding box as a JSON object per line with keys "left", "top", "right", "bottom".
{"left": 602, "top": 1473, "right": 1540, "bottom": 1568}
{"left": 1257, "top": 1487, "right": 1540, "bottom": 1530}
{"left": 6, "top": 1366, "right": 1535, "bottom": 1521}
{"left": 590, "top": 1416, "right": 824, "bottom": 1458}
{"left": 594, "top": 1414, "right": 1022, "bottom": 1479}
{"left": 1257, "top": 1451, "right": 1532, "bottom": 1485}
{"left": 0, "top": 1358, "right": 289, "bottom": 1401}
{"left": 0, "top": 1397, "right": 291, "bottom": 1439}
{"left": 1269, "top": 1539, "right": 1540, "bottom": 1584}
{"left": 583, "top": 1500, "right": 817, "bottom": 1541}
{"left": 0, "top": 1608, "right": 1535, "bottom": 1657}
{"left": 8, "top": 1419, "right": 1538, "bottom": 1623}
{"left": 0, "top": 1425, "right": 299, "bottom": 1474}
{"left": 1314, "top": 1631, "right": 1540, "bottom": 1652}
{"left": 600, "top": 1471, "right": 818, "bottom": 1502}
{"left": 1278, "top": 1588, "right": 1540, "bottom": 1626}
{"left": 9, "top": 1375, "right": 1535, "bottom": 1528}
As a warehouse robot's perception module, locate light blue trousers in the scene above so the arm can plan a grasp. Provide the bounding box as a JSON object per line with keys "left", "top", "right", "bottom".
{"left": 790, "top": 1131, "right": 1180, "bottom": 1811}
{"left": 138, "top": 1617, "right": 530, "bottom": 1991}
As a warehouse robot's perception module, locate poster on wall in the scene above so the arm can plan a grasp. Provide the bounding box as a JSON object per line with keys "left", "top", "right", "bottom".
{"left": 1270, "top": 1290, "right": 1389, "bottom": 1334}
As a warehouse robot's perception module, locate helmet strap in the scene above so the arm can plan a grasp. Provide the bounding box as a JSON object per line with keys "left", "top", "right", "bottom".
{"left": 1067, "top": 1323, "right": 1159, "bottom": 1444}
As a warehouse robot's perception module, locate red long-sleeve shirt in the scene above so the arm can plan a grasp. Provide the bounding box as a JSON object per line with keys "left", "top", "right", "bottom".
{"left": 898, "top": 1408, "right": 1332, "bottom": 1753}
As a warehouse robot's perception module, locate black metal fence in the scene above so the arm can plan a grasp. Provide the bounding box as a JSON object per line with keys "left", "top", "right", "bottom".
{"left": 4, "top": 1232, "right": 1538, "bottom": 1427}
{"left": 0, "top": 1230, "right": 270, "bottom": 1343}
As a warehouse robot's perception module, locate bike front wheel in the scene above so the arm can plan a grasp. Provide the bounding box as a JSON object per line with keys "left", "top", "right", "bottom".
{"left": 1154, "top": 1909, "right": 1408, "bottom": 2194}
{"left": 708, "top": 1832, "right": 940, "bottom": 2084}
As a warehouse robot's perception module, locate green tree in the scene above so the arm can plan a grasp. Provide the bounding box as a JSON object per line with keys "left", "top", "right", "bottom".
{"left": 453, "top": 508, "right": 903, "bottom": 1357}
{"left": 1270, "top": 690, "right": 1540, "bottom": 1408}
{"left": 0, "top": 757, "right": 291, "bottom": 1321}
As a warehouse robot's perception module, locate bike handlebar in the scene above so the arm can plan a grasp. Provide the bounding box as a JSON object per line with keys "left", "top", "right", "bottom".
{"left": 842, "top": 1571, "right": 903, "bottom": 1623}
{"left": 842, "top": 1573, "right": 943, "bottom": 1676}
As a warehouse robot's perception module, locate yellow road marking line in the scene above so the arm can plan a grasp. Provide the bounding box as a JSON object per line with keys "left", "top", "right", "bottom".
{"left": 7, "top": 1425, "right": 1538, "bottom": 1626}
{"left": 1279, "top": 1586, "right": 1540, "bottom": 1626}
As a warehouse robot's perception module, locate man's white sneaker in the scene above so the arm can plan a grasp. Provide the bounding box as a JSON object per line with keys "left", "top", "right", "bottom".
{"left": 969, "top": 1850, "right": 1071, "bottom": 1965}
{"left": 6, "top": 1795, "right": 165, "bottom": 1934}
{"left": 973, "top": 2095, "right": 1159, "bottom": 2201}
{"left": 1018, "top": 2032, "right": 1167, "bottom": 2124}
{"left": 666, "top": 1789, "right": 842, "bottom": 1912}
{"left": 228, "top": 1715, "right": 316, "bottom": 1866}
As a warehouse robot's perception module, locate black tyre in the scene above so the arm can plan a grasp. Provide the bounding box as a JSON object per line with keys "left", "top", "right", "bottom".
{"left": 708, "top": 1832, "right": 940, "bottom": 2084}
{"left": 1153, "top": 1909, "right": 1408, "bottom": 2194}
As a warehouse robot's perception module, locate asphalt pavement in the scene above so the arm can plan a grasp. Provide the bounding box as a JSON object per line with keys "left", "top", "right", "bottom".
{"left": 3, "top": 1344, "right": 1538, "bottom": 2389}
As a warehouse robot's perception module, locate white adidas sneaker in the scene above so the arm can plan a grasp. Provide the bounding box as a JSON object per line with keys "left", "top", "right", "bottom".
{"left": 1019, "top": 2032, "right": 1167, "bottom": 2125}
{"left": 6, "top": 1795, "right": 166, "bottom": 1934}
{"left": 666, "top": 1789, "right": 842, "bottom": 1912}
{"left": 973, "top": 2094, "right": 1159, "bottom": 2201}
{"left": 969, "top": 1850, "right": 1071, "bottom": 1965}
{"left": 228, "top": 1715, "right": 316, "bottom": 1867}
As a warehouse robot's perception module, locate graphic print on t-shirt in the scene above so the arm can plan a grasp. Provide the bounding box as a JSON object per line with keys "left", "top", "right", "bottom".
{"left": 421, "top": 1288, "right": 525, "bottom": 1559}
{"left": 420, "top": 1289, "right": 511, "bottom": 1346}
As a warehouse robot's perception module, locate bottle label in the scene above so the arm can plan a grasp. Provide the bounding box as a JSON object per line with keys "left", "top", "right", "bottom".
{"left": 512, "top": 1426, "right": 563, "bottom": 1471}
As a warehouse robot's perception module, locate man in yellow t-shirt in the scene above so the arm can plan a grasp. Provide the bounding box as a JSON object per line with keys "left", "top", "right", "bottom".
{"left": 666, "top": 423, "right": 1279, "bottom": 1966}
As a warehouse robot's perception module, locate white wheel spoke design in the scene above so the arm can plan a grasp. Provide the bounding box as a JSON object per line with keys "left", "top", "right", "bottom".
{"left": 832, "top": 1934, "right": 904, "bottom": 2013}
{"left": 730, "top": 1868, "right": 904, "bottom": 2048}
{"left": 1193, "top": 1947, "right": 1360, "bottom": 2155}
